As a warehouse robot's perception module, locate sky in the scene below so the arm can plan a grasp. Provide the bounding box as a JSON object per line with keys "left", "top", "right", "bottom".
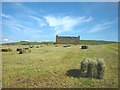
{"left": 1, "top": 2, "right": 118, "bottom": 43}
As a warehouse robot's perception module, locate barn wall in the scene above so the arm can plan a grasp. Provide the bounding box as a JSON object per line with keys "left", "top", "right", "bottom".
{"left": 56, "top": 35, "right": 80, "bottom": 44}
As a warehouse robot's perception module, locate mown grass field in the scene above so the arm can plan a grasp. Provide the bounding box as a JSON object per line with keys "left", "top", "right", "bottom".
{"left": 2, "top": 43, "right": 119, "bottom": 88}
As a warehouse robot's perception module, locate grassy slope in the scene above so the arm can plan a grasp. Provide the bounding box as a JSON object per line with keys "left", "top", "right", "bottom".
{"left": 2, "top": 40, "right": 116, "bottom": 45}
{"left": 2, "top": 43, "right": 118, "bottom": 88}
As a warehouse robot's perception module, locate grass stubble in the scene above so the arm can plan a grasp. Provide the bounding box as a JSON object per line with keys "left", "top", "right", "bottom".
{"left": 2, "top": 43, "right": 118, "bottom": 88}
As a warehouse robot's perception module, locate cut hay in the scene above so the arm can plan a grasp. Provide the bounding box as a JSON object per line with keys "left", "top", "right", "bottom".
{"left": 80, "top": 58, "right": 105, "bottom": 79}
{"left": 55, "top": 45, "right": 58, "bottom": 47}
{"left": 19, "top": 48, "right": 31, "bottom": 54}
{"left": 67, "top": 45, "right": 71, "bottom": 47}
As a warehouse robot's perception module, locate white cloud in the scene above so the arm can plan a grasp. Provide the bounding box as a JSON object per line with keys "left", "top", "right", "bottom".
{"left": 44, "top": 15, "right": 92, "bottom": 34}
{"left": 14, "top": 3, "right": 37, "bottom": 15}
{"left": 29, "top": 15, "right": 46, "bottom": 27}
{"left": 89, "top": 20, "right": 117, "bottom": 33}
{"left": 39, "top": 23, "right": 46, "bottom": 27}
{"left": 23, "top": 40, "right": 29, "bottom": 42}
{"left": 3, "top": 39, "right": 9, "bottom": 42}
{"left": 2, "top": 14, "right": 23, "bottom": 31}
{"left": 1, "top": 38, "right": 15, "bottom": 43}
{"left": 2, "top": 14, "right": 42, "bottom": 33}
{"left": 1, "top": 14, "right": 12, "bottom": 19}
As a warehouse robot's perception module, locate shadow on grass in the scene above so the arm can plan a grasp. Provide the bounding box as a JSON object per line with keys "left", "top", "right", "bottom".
{"left": 66, "top": 69, "right": 81, "bottom": 78}
{"left": 66, "top": 69, "right": 102, "bottom": 79}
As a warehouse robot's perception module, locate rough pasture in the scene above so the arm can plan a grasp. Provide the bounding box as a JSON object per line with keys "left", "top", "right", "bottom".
{"left": 2, "top": 43, "right": 118, "bottom": 88}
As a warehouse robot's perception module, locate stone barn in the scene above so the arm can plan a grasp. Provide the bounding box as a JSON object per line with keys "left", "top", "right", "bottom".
{"left": 56, "top": 35, "right": 80, "bottom": 44}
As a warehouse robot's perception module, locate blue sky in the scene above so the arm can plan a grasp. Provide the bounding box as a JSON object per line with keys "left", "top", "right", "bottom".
{"left": 2, "top": 2, "right": 118, "bottom": 43}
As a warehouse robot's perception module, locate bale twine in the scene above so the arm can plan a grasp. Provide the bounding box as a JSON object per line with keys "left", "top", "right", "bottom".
{"left": 80, "top": 58, "right": 105, "bottom": 79}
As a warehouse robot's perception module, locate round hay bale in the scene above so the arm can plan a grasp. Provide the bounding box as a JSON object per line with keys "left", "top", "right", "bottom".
{"left": 80, "top": 58, "right": 105, "bottom": 79}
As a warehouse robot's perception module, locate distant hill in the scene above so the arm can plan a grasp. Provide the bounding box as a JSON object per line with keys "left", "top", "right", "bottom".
{"left": 79, "top": 40, "right": 117, "bottom": 45}
{"left": 1, "top": 40, "right": 117, "bottom": 45}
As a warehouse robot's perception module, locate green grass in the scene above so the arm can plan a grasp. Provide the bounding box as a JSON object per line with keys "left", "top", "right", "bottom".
{"left": 1, "top": 40, "right": 117, "bottom": 45}
{"left": 2, "top": 43, "right": 118, "bottom": 88}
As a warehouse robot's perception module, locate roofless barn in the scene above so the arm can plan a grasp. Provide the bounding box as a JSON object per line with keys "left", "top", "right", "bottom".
{"left": 56, "top": 35, "right": 80, "bottom": 44}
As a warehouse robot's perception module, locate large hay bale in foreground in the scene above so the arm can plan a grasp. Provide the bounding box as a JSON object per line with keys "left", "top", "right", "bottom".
{"left": 19, "top": 48, "right": 31, "bottom": 54}
{"left": 80, "top": 58, "right": 105, "bottom": 79}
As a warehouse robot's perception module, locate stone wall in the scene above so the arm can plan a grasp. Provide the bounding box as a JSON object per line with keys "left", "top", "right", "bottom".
{"left": 56, "top": 35, "right": 80, "bottom": 44}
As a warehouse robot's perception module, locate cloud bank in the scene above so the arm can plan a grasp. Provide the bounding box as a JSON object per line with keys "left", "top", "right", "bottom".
{"left": 44, "top": 15, "right": 93, "bottom": 34}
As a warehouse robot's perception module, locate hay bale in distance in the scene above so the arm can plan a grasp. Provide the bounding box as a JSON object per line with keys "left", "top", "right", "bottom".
{"left": 17, "top": 48, "right": 22, "bottom": 51}
{"left": 1, "top": 48, "right": 12, "bottom": 52}
{"left": 36, "top": 46, "right": 39, "bottom": 48}
{"left": 8, "top": 48, "right": 12, "bottom": 52}
{"left": 24, "top": 48, "right": 29, "bottom": 49}
{"left": 55, "top": 45, "right": 58, "bottom": 47}
{"left": 63, "top": 46, "right": 67, "bottom": 47}
{"left": 19, "top": 48, "right": 31, "bottom": 54}
{"left": 29, "top": 45, "right": 34, "bottom": 48}
{"left": 80, "top": 58, "right": 105, "bottom": 79}
{"left": 81, "top": 46, "right": 88, "bottom": 49}
{"left": 67, "top": 45, "right": 71, "bottom": 47}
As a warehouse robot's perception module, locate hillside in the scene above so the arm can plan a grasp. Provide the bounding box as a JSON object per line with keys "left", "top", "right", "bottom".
{"left": 2, "top": 40, "right": 117, "bottom": 45}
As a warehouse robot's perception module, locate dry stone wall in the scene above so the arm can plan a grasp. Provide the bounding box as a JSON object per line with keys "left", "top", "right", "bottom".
{"left": 56, "top": 35, "right": 80, "bottom": 44}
